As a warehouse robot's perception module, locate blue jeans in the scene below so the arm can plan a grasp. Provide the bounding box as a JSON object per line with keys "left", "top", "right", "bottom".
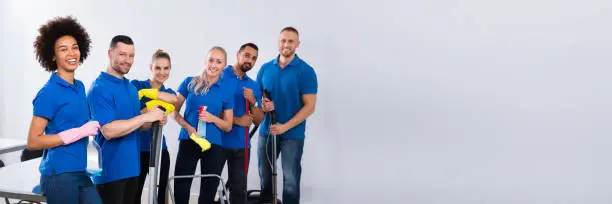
{"left": 40, "top": 171, "right": 102, "bottom": 204}
{"left": 258, "top": 136, "right": 305, "bottom": 204}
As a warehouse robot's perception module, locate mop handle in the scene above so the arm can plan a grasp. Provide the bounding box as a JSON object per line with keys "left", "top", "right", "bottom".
{"left": 245, "top": 99, "right": 250, "bottom": 173}
{"left": 149, "top": 105, "right": 166, "bottom": 167}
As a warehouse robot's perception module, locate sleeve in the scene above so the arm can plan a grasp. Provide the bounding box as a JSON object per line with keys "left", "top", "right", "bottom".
{"left": 299, "top": 66, "right": 318, "bottom": 95}
{"left": 130, "top": 80, "right": 142, "bottom": 90}
{"left": 87, "top": 86, "right": 116, "bottom": 127}
{"left": 252, "top": 81, "right": 263, "bottom": 108}
{"left": 224, "top": 87, "right": 235, "bottom": 111}
{"left": 32, "top": 88, "right": 57, "bottom": 120}
{"left": 130, "top": 80, "right": 147, "bottom": 109}
{"left": 177, "top": 77, "right": 192, "bottom": 97}
{"left": 256, "top": 65, "right": 265, "bottom": 94}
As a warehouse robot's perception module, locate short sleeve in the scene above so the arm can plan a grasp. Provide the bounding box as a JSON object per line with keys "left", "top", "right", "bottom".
{"left": 130, "top": 80, "right": 143, "bottom": 90}
{"left": 299, "top": 66, "right": 318, "bottom": 95}
{"left": 256, "top": 66, "right": 265, "bottom": 95}
{"left": 223, "top": 87, "right": 234, "bottom": 111}
{"left": 87, "top": 87, "right": 116, "bottom": 127}
{"left": 130, "top": 80, "right": 147, "bottom": 109}
{"left": 177, "top": 77, "right": 192, "bottom": 98}
{"left": 251, "top": 81, "right": 263, "bottom": 108}
{"left": 32, "top": 88, "right": 57, "bottom": 120}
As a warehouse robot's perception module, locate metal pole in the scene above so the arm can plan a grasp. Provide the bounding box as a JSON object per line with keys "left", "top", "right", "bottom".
{"left": 149, "top": 106, "right": 166, "bottom": 204}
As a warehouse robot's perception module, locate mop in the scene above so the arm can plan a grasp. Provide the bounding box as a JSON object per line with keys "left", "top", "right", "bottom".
{"left": 144, "top": 100, "right": 175, "bottom": 204}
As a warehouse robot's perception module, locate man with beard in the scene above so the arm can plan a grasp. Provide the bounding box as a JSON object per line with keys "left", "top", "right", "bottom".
{"left": 220, "top": 42, "right": 264, "bottom": 204}
{"left": 256, "top": 27, "right": 318, "bottom": 204}
{"left": 87, "top": 35, "right": 166, "bottom": 204}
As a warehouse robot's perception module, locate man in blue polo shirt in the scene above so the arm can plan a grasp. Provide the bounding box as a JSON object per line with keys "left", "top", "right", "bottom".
{"left": 221, "top": 43, "right": 264, "bottom": 204}
{"left": 87, "top": 35, "right": 166, "bottom": 204}
{"left": 256, "top": 27, "right": 318, "bottom": 204}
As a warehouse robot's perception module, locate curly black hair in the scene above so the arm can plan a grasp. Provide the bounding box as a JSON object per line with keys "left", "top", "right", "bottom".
{"left": 33, "top": 16, "right": 91, "bottom": 72}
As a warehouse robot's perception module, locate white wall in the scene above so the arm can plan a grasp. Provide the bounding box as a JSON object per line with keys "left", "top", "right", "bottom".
{"left": 3, "top": 0, "right": 612, "bottom": 203}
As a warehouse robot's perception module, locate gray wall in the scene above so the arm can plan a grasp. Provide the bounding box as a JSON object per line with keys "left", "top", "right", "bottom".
{"left": 2, "top": 0, "right": 612, "bottom": 203}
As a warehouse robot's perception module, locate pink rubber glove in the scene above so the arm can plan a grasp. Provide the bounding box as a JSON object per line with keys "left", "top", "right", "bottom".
{"left": 58, "top": 121, "right": 100, "bottom": 145}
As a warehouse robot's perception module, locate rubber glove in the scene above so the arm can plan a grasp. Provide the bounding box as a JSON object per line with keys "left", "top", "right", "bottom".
{"left": 145, "top": 99, "right": 175, "bottom": 114}
{"left": 58, "top": 121, "right": 100, "bottom": 145}
{"left": 138, "top": 88, "right": 159, "bottom": 100}
{"left": 189, "top": 133, "right": 211, "bottom": 152}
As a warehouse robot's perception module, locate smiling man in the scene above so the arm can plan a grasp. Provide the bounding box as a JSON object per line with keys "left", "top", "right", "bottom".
{"left": 256, "top": 27, "right": 318, "bottom": 204}
{"left": 87, "top": 35, "right": 166, "bottom": 204}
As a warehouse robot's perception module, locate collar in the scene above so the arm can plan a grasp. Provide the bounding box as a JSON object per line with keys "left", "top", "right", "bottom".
{"left": 224, "top": 65, "right": 252, "bottom": 81}
{"left": 100, "top": 71, "right": 126, "bottom": 84}
{"left": 147, "top": 79, "right": 166, "bottom": 90}
{"left": 50, "top": 72, "right": 73, "bottom": 88}
{"left": 273, "top": 54, "right": 301, "bottom": 68}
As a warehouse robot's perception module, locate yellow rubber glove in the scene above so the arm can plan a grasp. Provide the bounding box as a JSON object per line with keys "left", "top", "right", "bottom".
{"left": 145, "top": 100, "right": 175, "bottom": 114}
{"left": 138, "top": 88, "right": 159, "bottom": 100}
{"left": 189, "top": 133, "right": 211, "bottom": 152}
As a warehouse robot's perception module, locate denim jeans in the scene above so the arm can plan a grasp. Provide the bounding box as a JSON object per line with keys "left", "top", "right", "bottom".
{"left": 40, "top": 171, "right": 102, "bottom": 204}
{"left": 258, "top": 135, "right": 305, "bottom": 204}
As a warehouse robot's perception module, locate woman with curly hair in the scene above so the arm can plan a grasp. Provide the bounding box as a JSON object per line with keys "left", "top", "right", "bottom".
{"left": 27, "top": 16, "right": 102, "bottom": 204}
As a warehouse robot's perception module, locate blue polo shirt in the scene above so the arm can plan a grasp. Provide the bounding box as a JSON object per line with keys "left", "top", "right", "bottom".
{"left": 33, "top": 73, "right": 90, "bottom": 176}
{"left": 177, "top": 76, "right": 234, "bottom": 145}
{"left": 87, "top": 72, "right": 142, "bottom": 184}
{"left": 256, "top": 54, "right": 318, "bottom": 140}
{"left": 220, "top": 66, "right": 262, "bottom": 149}
{"left": 130, "top": 79, "right": 176, "bottom": 152}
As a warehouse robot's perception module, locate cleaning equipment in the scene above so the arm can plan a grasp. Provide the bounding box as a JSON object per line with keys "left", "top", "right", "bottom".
{"left": 86, "top": 137, "right": 103, "bottom": 177}
{"left": 266, "top": 89, "right": 280, "bottom": 204}
{"left": 146, "top": 100, "right": 174, "bottom": 204}
{"left": 247, "top": 89, "right": 283, "bottom": 204}
{"left": 145, "top": 100, "right": 175, "bottom": 113}
{"left": 244, "top": 100, "right": 250, "bottom": 174}
{"left": 138, "top": 88, "right": 159, "bottom": 100}
{"left": 190, "top": 133, "right": 212, "bottom": 152}
{"left": 198, "top": 106, "right": 207, "bottom": 138}
{"left": 216, "top": 100, "right": 256, "bottom": 204}
{"left": 190, "top": 106, "right": 212, "bottom": 151}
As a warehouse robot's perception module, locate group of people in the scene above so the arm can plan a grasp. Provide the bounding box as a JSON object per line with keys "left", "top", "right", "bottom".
{"left": 25, "top": 16, "right": 318, "bottom": 204}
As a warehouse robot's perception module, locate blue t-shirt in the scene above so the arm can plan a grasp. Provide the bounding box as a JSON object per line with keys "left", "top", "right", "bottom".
{"left": 130, "top": 79, "right": 176, "bottom": 152}
{"left": 33, "top": 73, "right": 90, "bottom": 176}
{"left": 176, "top": 76, "right": 234, "bottom": 146}
{"left": 87, "top": 72, "right": 142, "bottom": 184}
{"left": 220, "top": 66, "right": 262, "bottom": 149}
{"left": 256, "top": 54, "right": 318, "bottom": 140}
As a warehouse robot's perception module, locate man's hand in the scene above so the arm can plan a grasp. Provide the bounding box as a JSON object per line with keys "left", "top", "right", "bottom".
{"left": 262, "top": 98, "right": 275, "bottom": 112}
{"left": 144, "top": 107, "right": 166, "bottom": 122}
{"left": 243, "top": 87, "right": 256, "bottom": 105}
{"left": 235, "top": 113, "right": 253, "bottom": 127}
{"left": 270, "top": 123, "right": 289, "bottom": 135}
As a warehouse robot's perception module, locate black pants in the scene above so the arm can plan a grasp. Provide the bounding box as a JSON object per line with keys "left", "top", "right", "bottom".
{"left": 135, "top": 149, "right": 170, "bottom": 204}
{"left": 222, "top": 147, "right": 249, "bottom": 204}
{"left": 174, "top": 139, "right": 225, "bottom": 204}
{"left": 96, "top": 176, "right": 139, "bottom": 204}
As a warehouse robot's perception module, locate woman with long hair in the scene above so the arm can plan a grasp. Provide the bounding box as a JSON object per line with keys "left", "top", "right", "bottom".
{"left": 172, "top": 46, "right": 234, "bottom": 203}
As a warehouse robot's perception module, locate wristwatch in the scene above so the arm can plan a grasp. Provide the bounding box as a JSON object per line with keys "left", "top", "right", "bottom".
{"left": 251, "top": 101, "right": 259, "bottom": 108}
